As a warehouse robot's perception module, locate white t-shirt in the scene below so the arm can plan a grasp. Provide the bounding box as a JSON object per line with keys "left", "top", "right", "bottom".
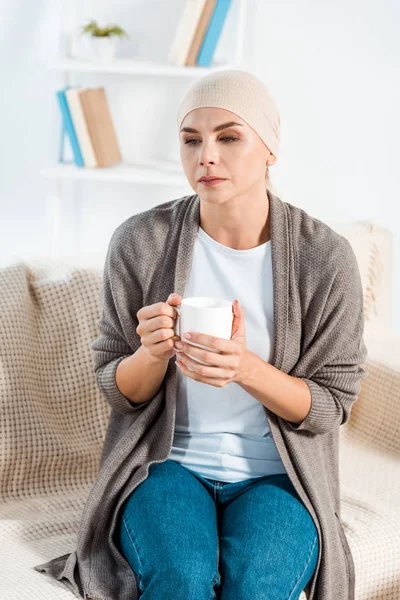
{"left": 169, "top": 225, "right": 288, "bottom": 483}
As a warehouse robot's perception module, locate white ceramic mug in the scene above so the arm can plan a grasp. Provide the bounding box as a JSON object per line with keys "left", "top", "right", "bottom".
{"left": 174, "top": 297, "right": 234, "bottom": 366}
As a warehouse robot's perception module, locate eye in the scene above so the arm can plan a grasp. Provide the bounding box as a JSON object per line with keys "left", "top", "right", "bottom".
{"left": 184, "top": 136, "right": 238, "bottom": 145}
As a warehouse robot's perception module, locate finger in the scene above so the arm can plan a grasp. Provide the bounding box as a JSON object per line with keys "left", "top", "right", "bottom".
{"left": 166, "top": 296, "right": 182, "bottom": 325}
{"left": 139, "top": 300, "right": 178, "bottom": 322}
{"left": 182, "top": 333, "right": 234, "bottom": 354}
{"left": 176, "top": 359, "right": 230, "bottom": 387}
{"left": 178, "top": 343, "right": 232, "bottom": 368}
{"left": 147, "top": 313, "right": 176, "bottom": 333}
{"left": 178, "top": 352, "right": 234, "bottom": 380}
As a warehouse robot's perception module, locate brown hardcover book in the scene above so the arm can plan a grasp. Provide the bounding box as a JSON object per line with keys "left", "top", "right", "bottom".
{"left": 78, "top": 88, "right": 122, "bottom": 167}
{"left": 185, "top": 0, "right": 217, "bottom": 66}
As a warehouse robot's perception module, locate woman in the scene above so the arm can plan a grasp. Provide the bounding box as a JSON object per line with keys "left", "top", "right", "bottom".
{"left": 34, "top": 70, "right": 368, "bottom": 600}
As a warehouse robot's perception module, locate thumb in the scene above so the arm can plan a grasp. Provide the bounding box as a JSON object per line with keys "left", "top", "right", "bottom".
{"left": 167, "top": 292, "right": 182, "bottom": 304}
{"left": 231, "top": 299, "right": 246, "bottom": 340}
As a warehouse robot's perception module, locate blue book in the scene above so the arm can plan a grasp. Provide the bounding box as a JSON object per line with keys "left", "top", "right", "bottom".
{"left": 56, "top": 87, "right": 84, "bottom": 167}
{"left": 197, "top": 0, "right": 232, "bottom": 67}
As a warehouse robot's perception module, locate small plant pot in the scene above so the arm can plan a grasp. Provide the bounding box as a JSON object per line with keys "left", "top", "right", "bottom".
{"left": 88, "top": 36, "right": 118, "bottom": 63}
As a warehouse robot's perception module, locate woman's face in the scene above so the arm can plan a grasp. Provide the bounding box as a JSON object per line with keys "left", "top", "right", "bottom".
{"left": 179, "top": 107, "right": 276, "bottom": 200}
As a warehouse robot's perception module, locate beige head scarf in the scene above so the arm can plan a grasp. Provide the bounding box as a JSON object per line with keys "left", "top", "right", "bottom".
{"left": 176, "top": 69, "right": 280, "bottom": 193}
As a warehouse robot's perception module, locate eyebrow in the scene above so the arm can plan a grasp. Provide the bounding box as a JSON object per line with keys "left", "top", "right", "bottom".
{"left": 180, "top": 121, "right": 243, "bottom": 134}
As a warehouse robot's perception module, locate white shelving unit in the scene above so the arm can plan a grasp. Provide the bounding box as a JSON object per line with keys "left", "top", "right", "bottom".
{"left": 43, "top": 0, "right": 249, "bottom": 257}
{"left": 50, "top": 56, "right": 243, "bottom": 77}
{"left": 41, "top": 159, "right": 188, "bottom": 185}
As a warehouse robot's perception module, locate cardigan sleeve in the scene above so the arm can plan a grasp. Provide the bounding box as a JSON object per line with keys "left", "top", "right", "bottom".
{"left": 90, "top": 223, "right": 153, "bottom": 415}
{"left": 286, "top": 238, "right": 369, "bottom": 435}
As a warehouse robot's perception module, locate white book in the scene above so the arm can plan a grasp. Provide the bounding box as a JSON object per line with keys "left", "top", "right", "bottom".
{"left": 65, "top": 87, "right": 98, "bottom": 168}
{"left": 168, "top": 0, "right": 208, "bottom": 66}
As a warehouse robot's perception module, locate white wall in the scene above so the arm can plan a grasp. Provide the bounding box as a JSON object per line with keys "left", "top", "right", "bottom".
{"left": 1, "top": 0, "right": 399, "bottom": 332}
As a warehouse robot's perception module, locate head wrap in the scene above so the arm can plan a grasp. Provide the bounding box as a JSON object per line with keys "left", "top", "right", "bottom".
{"left": 176, "top": 69, "right": 280, "bottom": 160}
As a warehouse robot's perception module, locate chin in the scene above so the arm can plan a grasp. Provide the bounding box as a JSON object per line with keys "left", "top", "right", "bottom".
{"left": 198, "top": 194, "right": 229, "bottom": 206}
{"left": 195, "top": 184, "right": 226, "bottom": 195}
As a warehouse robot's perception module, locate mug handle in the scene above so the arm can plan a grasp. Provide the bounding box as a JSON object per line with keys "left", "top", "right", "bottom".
{"left": 174, "top": 305, "right": 181, "bottom": 337}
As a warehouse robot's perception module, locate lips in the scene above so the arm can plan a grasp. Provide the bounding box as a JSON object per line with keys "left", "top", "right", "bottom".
{"left": 199, "top": 177, "right": 224, "bottom": 182}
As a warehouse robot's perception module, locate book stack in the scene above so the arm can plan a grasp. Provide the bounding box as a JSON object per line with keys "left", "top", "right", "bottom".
{"left": 57, "top": 86, "right": 122, "bottom": 168}
{"left": 168, "top": 0, "right": 232, "bottom": 67}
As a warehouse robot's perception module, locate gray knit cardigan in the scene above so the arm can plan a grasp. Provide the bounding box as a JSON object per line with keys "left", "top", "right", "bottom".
{"left": 34, "top": 190, "right": 368, "bottom": 600}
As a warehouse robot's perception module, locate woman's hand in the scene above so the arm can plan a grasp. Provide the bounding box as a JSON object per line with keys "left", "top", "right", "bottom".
{"left": 136, "top": 293, "right": 182, "bottom": 361}
{"left": 173, "top": 299, "right": 251, "bottom": 387}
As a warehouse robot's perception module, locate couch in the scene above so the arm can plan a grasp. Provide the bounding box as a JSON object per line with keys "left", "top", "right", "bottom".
{"left": 0, "top": 218, "right": 399, "bottom": 599}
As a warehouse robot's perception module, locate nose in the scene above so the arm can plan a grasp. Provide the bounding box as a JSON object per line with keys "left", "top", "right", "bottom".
{"left": 198, "top": 139, "right": 219, "bottom": 166}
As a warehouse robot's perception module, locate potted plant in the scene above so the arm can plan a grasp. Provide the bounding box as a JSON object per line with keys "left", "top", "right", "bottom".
{"left": 80, "top": 19, "right": 129, "bottom": 63}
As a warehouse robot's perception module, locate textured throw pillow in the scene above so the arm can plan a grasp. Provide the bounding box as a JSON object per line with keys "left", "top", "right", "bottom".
{"left": 329, "top": 219, "right": 392, "bottom": 334}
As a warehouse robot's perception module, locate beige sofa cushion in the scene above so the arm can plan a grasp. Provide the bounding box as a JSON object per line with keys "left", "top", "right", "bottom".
{"left": 328, "top": 219, "right": 392, "bottom": 335}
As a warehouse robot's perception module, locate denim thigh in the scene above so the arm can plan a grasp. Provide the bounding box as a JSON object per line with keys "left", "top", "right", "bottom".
{"left": 213, "top": 472, "right": 319, "bottom": 600}
{"left": 116, "top": 459, "right": 220, "bottom": 599}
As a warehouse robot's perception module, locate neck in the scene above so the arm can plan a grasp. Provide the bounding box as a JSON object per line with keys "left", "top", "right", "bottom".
{"left": 199, "top": 187, "right": 270, "bottom": 250}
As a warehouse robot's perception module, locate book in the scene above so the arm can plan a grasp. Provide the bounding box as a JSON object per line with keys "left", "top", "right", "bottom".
{"left": 78, "top": 88, "right": 122, "bottom": 168}
{"left": 185, "top": 0, "right": 217, "bottom": 67}
{"left": 56, "top": 87, "right": 84, "bottom": 167}
{"left": 168, "top": 0, "right": 208, "bottom": 66}
{"left": 65, "top": 88, "right": 98, "bottom": 168}
{"left": 196, "top": 0, "right": 232, "bottom": 67}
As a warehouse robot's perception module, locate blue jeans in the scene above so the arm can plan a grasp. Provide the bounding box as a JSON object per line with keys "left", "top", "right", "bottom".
{"left": 117, "top": 458, "right": 319, "bottom": 599}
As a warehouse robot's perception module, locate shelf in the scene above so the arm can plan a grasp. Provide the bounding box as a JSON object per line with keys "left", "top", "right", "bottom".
{"left": 50, "top": 56, "right": 241, "bottom": 77}
{"left": 40, "top": 160, "right": 189, "bottom": 186}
